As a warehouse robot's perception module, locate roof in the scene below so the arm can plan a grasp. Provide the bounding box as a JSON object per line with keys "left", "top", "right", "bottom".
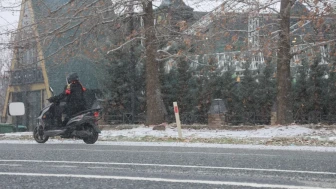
{"left": 186, "top": 0, "right": 333, "bottom": 56}
{"left": 158, "top": 0, "right": 192, "bottom": 9}
{"left": 184, "top": 0, "right": 321, "bottom": 35}
{"left": 30, "top": 0, "right": 110, "bottom": 93}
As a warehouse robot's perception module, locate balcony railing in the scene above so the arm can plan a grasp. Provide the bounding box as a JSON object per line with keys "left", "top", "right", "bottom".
{"left": 6, "top": 68, "right": 44, "bottom": 86}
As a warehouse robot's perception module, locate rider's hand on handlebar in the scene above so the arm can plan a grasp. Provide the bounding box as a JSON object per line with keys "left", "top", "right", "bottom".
{"left": 47, "top": 97, "right": 54, "bottom": 103}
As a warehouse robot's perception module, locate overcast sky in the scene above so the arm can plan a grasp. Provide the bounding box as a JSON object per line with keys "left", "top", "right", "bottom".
{"left": 0, "top": 10, "right": 19, "bottom": 31}
{"left": 0, "top": 0, "right": 21, "bottom": 44}
{"left": 0, "top": 0, "right": 20, "bottom": 72}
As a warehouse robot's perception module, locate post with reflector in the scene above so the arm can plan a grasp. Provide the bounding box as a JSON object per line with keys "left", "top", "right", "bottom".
{"left": 173, "top": 102, "right": 182, "bottom": 139}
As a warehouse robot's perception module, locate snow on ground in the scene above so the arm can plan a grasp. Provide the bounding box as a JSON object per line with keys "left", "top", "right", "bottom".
{"left": 0, "top": 132, "right": 31, "bottom": 137}
{"left": 99, "top": 125, "right": 335, "bottom": 139}
{"left": 1, "top": 125, "right": 335, "bottom": 140}
{"left": 1, "top": 125, "right": 336, "bottom": 151}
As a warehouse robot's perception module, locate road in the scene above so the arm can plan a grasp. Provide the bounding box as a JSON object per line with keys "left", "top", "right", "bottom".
{"left": 0, "top": 143, "right": 335, "bottom": 189}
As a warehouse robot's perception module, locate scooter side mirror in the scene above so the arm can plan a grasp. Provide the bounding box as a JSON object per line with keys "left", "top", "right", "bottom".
{"left": 94, "top": 93, "right": 105, "bottom": 102}
{"left": 49, "top": 87, "right": 54, "bottom": 96}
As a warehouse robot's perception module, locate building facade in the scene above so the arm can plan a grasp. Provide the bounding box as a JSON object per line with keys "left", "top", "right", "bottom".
{"left": 1, "top": 0, "right": 110, "bottom": 130}
{"left": 163, "top": 1, "right": 335, "bottom": 78}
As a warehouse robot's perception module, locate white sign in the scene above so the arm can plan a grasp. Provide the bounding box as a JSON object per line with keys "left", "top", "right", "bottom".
{"left": 8, "top": 102, "right": 25, "bottom": 116}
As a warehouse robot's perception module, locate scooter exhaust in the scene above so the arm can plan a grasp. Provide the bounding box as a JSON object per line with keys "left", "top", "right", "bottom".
{"left": 71, "top": 130, "right": 92, "bottom": 138}
{"left": 44, "top": 130, "right": 66, "bottom": 137}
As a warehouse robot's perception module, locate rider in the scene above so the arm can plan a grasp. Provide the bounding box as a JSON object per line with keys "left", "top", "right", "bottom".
{"left": 48, "top": 72, "right": 87, "bottom": 126}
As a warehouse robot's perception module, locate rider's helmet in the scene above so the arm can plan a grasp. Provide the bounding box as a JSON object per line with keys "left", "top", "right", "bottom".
{"left": 67, "top": 72, "right": 79, "bottom": 84}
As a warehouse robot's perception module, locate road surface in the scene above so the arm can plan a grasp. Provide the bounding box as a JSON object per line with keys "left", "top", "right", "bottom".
{"left": 0, "top": 143, "right": 335, "bottom": 188}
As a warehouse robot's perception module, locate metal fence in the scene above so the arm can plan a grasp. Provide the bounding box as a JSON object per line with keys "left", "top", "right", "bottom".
{"left": 224, "top": 112, "right": 270, "bottom": 125}
{"left": 104, "top": 113, "right": 208, "bottom": 125}
{"left": 294, "top": 111, "right": 336, "bottom": 124}
{"left": 104, "top": 114, "right": 146, "bottom": 124}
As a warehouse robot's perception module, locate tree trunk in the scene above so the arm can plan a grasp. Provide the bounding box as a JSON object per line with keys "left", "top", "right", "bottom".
{"left": 142, "top": 1, "right": 165, "bottom": 125}
{"left": 128, "top": 6, "right": 136, "bottom": 124}
{"left": 276, "top": 0, "right": 293, "bottom": 125}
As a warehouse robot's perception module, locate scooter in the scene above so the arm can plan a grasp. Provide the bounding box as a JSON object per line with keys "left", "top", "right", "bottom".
{"left": 33, "top": 87, "right": 102, "bottom": 144}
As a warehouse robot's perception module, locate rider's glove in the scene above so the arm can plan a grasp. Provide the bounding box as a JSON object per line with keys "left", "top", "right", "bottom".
{"left": 47, "top": 97, "right": 55, "bottom": 103}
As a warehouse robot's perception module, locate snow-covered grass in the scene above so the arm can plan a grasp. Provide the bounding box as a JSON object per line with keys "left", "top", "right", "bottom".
{"left": 100, "top": 125, "right": 335, "bottom": 139}
{"left": 1, "top": 125, "right": 335, "bottom": 147}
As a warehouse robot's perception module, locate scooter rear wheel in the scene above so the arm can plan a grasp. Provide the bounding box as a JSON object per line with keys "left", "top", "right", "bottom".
{"left": 33, "top": 126, "right": 49, "bottom": 143}
{"left": 83, "top": 126, "right": 98, "bottom": 144}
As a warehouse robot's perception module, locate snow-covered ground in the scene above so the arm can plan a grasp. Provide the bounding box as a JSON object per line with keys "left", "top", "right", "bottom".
{"left": 100, "top": 125, "right": 332, "bottom": 139}
{"left": 1, "top": 125, "right": 336, "bottom": 151}
{"left": 2, "top": 125, "right": 335, "bottom": 140}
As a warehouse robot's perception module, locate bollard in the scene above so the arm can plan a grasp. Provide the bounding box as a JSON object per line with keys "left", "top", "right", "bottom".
{"left": 173, "top": 102, "right": 182, "bottom": 139}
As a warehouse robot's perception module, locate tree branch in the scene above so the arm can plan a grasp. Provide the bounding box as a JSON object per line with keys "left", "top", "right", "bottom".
{"left": 290, "top": 39, "right": 336, "bottom": 58}
{"left": 50, "top": 0, "right": 75, "bottom": 14}
{"left": 156, "top": 50, "right": 179, "bottom": 61}
{"left": 107, "top": 37, "right": 145, "bottom": 54}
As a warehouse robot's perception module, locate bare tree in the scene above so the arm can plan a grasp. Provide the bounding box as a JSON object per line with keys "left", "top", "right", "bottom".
{"left": 179, "top": 0, "right": 335, "bottom": 125}
{"left": 142, "top": 1, "right": 166, "bottom": 125}
{"left": 0, "top": 51, "right": 11, "bottom": 119}
{"left": 275, "top": 0, "right": 335, "bottom": 124}
{"left": 276, "top": 0, "right": 294, "bottom": 124}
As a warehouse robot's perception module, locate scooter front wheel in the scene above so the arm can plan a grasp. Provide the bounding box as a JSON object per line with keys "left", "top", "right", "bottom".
{"left": 33, "top": 126, "right": 49, "bottom": 143}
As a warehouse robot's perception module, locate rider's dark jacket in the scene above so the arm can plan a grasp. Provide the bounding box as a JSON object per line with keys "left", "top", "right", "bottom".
{"left": 49, "top": 80, "right": 87, "bottom": 117}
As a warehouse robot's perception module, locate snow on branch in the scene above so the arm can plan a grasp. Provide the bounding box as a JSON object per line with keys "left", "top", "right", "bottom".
{"left": 50, "top": 0, "right": 75, "bottom": 14}
{"left": 290, "top": 39, "right": 336, "bottom": 58}
{"left": 156, "top": 50, "right": 179, "bottom": 61}
{"left": 107, "top": 37, "right": 145, "bottom": 54}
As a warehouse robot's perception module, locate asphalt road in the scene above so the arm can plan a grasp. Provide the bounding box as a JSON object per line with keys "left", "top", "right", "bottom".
{"left": 0, "top": 143, "right": 335, "bottom": 189}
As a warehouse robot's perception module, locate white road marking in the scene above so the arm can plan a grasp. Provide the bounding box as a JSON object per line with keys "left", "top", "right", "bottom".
{"left": 0, "top": 172, "right": 332, "bottom": 189}
{"left": 49, "top": 165, "right": 77, "bottom": 168}
{"left": 0, "top": 160, "right": 335, "bottom": 175}
{"left": 0, "top": 164, "right": 21, "bottom": 167}
{"left": 32, "top": 148, "right": 278, "bottom": 157}
{"left": 87, "top": 166, "right": 129, "bottom": 170}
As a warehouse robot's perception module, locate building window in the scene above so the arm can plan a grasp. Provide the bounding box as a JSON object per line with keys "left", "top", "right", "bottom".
{"left": 248, "top": 15, "right": 260, "bottom": 50}
{"left": 218, "top": 54, "right": 225, "bottom": 70}
{"left": 320, "top": 44, "right": 330, "bottom": 64}
{"left": 189, "top": 55, "right": 199, "bottom": 69}
{"left": 291, "top": 46, "right": 303, "bottom": 66}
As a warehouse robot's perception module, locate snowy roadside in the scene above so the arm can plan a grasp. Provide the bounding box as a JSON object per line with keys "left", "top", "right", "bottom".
{"left": 0, "top": 140, "right": 336, "bottom": 152}
{"left": 1, "top": 125, "right": 336, "bottom": 147}
{"left": 100, "top": 125, "right": 336, "bottom": 139}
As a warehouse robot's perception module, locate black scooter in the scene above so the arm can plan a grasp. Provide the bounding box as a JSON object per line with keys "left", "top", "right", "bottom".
{"left": 33, "top": 87, "right": 101, "bottom": 144}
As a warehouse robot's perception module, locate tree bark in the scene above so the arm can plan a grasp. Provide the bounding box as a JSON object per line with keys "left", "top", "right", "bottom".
{"left": 128, "top": 5, "right": 136, "bottom": 124}
{"left": 276, "top": 0, "right": 293, "bottom": 125}
{"left": 142, "top": 1, "right": 165, "bottom": 125}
